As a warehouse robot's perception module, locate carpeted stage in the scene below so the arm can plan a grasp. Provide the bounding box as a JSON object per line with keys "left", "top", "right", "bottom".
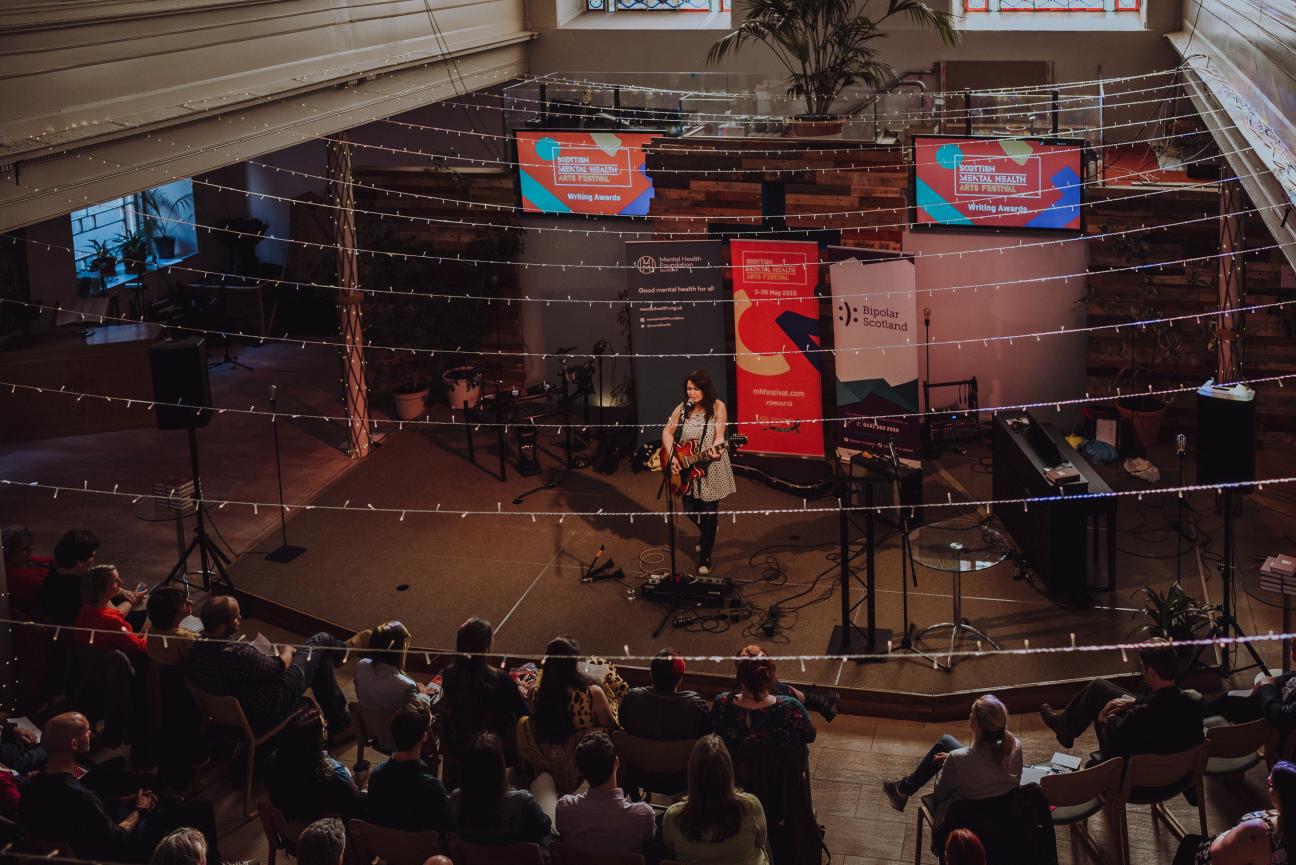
{"left": 228, "top": 420, "right": 1289, "bottom": 716}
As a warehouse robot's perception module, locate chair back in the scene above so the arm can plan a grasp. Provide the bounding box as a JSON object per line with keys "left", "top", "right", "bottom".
{"left": 730, "top": 745, "right": 821, "bottom": 865}
{"left": 67, "top": 643, "right": 133, "bottom": 747}
{"left": 257, "top": 801, "right": 310, "bottom": 856}
{"left": 550, "top": 841, "right": 645, "bottom": 865}
{"left": 446, "top": 832, "right": 544, "bottom": 865}
{"left": 611, "top": 732, "right": 696, "bottom": 777}
{"left": 348, "top": 819, "right": 441, "bottom": 865}
{"left": 187, "top": 681, "right": 255, "bottom": 740}
{"left": 348, "top": 701, "right": 399, "bottom": 764}
{"left": 935, "top": 784, "right": 1058, "bottom": 865}
{"left": 1204, "top": 720, "right": 1273, "bottom": 773}
{"left": 1042, "top": 757, "right": 1123, "bottom": 809}
{"left": 1120, "top": 745, "right": 1205, "bottom": 804}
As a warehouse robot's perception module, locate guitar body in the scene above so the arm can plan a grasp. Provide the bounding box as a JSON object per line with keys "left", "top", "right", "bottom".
{"left": 668, "top": 440, "right": 705, "bottom": 496}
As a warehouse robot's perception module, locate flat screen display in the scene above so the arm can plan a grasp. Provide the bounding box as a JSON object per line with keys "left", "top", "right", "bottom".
{"left": 912, "top": 135, "right": 1084, "bottom": 232}
{"left": 514, "top": 130, "right": 661, "bottom": 217}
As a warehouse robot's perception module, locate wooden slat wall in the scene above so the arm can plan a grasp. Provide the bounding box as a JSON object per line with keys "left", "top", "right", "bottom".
{"left": 1084, "top": 186, "right": 1295, "bottom": 431}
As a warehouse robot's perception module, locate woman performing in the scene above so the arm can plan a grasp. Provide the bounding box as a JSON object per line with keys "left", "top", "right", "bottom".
{"left": 661, "top": 369, "right": 736, "bottom": 576}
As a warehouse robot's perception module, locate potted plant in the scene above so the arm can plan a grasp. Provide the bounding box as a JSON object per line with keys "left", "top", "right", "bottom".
{"left": 707, "top": 0, "right": 958, "bottom": 137}
{"left": 213, "top": 216, "right": 269, "bottom": 277}
{"left": 87, "top": 240, "right": 118, "bottom": 277}
{"left": 138, "top": 187, "right": 194, "bottom": 259}
{"left": 115, "top": 227, "right": 152, "bottom": 274}
{"left": 1132, "top": 584, "right": 1212, "bottom": 675}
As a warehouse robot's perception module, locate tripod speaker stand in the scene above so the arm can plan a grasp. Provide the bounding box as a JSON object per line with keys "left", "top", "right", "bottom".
{"left": 161, "top": 425, "right": 234, "bottom": 592}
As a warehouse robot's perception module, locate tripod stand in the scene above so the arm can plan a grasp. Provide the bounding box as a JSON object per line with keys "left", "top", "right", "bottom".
{"left": 652, "top": 411, "right": 690, "bottom": 639}
{"left": 1217, "top": 488, "right": 1266, "bottom": 676}
{"left": 883, "top": 443, "right": 940, "bottom": 669}
{"left": 162, "top": 425, "right": 234, "bottom": 592}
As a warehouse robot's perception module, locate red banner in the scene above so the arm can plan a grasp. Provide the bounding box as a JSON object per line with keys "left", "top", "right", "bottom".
{"left": 730, "top": 239, "right": 824, "bottom": 457}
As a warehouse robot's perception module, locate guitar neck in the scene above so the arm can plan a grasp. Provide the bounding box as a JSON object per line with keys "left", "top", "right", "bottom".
{"left": 681, "top": 441, "right": 726, "bottom": 470}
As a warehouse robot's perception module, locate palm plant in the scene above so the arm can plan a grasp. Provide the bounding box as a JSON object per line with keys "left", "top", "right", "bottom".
{"left": 707, "top": 0, "right": 959, "bottom": 119}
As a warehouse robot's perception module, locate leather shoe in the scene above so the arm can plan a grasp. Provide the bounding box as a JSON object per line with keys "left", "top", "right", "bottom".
{"left": 882, "top": 779, "right": 909, "bottom": 812}
{"left": 1039, "top": 703, "right": 1074, "bottom": 749}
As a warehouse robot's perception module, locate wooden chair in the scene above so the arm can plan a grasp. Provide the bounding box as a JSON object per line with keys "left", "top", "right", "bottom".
{"left": 549, "top": 841, "right": 645, "bottom": 865}
{"left": 347, "top": 701, "right": 399, "bottom": 767}
{"left": 610, "top": 732, "right": 698, "bottom": 800}
{"left": 188, "top": 682, "right": 294, "bottom": 816}
{"left": 1114, "top": 745, "right": 1206, "bottom": 865}
{"left": 257, "top": 801, "right": 310, "bottom": 865}
{"left": 446, "top": 832, "right": 544, "bottom": 865}
{"left": 1041, "top": 757, "right": 1123, "bottom": 865}
{"left": 1199, "top": 719, "right": 1276, "bottom": 835}
{"left": 348, "top": 819, "right": 441, "bottom": 865}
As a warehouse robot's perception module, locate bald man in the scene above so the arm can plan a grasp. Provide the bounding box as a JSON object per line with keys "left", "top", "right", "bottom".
{"left": 18, "top": 712, "right": 220, "bottom": 863}
{"left": 186, "top": 595, "right": 351, "bottom": 736}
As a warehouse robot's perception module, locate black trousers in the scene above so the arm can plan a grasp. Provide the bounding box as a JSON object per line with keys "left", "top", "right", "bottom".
{"left": 683, "top": 496, "right": 718, "bottom": 562}
{"left": 1061, "top": 678, "right": 1134, "bottom": 753}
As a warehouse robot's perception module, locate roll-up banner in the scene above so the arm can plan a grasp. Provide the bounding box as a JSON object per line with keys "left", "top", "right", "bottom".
{"left": 828, "top": 251, "right": 921, "bottom": 462}
{"left": 730, "top": 239, "right": 824, "bottom": 458}
{"left": 627, "top": 240, "right": 729, "bottom": 444}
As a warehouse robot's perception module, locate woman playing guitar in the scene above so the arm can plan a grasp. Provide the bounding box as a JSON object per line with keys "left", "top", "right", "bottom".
{"left": 660, "top": 369, "right": 736, "bottom": 575}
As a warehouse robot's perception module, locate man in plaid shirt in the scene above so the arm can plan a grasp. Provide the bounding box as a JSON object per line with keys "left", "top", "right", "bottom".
{"left": 186, "top": 595, "right": 351, "bottom": 735}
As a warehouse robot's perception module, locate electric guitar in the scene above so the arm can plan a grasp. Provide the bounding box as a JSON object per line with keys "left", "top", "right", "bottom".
{"left": 664, "top": 434, "right": 747, "bottom": 496}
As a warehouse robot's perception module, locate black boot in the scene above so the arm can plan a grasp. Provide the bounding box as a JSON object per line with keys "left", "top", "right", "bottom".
{"left": 802, "top": 689, "right": 840, "bottom": 722}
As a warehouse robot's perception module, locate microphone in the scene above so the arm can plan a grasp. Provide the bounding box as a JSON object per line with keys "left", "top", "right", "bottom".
{"left": 923, "top": 307, "right": 931, "bottom": 326}
{"left": 1176, "top": 433, "right": 1186, "bottom": 456}
{"left": 684, "top": 399, "right": 694, "bottom": 413}
{"left": 269, "top": 384, "right": 277, "bottom": 402}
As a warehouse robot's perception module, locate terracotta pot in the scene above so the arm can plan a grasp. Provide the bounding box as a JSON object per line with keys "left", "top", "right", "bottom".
{"left": 1116, "top": 396, "right": 1168, "bottom": 449}
{"left": 393, "top": 387, "right": 429, "bottom": 421}
{"left": 788, "top": 116, "right": 844, "bottom": 137}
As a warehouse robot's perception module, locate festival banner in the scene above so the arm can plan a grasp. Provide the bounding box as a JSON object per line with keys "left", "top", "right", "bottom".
{"left": 729, "top": 239, "right": 824, "bottom": 458}
{"left": 627, "top": 240, "right": 728, "bottom": 445}
{"left": 828, "top": 252, "right": 921, "bottom": 461}
{"left": 516, "top": 130, "right": 660, "bottom": 217}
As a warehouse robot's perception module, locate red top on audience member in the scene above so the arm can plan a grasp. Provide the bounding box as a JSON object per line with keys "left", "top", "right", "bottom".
{"left": 1, "top": 525, "right": 50, "bottom": 615}
{"left": 72, "top": 564, "right": 147, "bottom": 658}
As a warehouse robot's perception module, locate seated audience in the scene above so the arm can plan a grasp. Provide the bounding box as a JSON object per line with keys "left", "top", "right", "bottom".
{"left": 74, "top": 564, "right": 149, "bottom": 660}
{"left": 882, "top": 694, "right": 1022, "bottom": 828}
{"left": 1204, "top": 640, "right": 1296, "bottom": 736}
{"left": 1039, "top": 640, "right": 1204, "bottom": 758}
{"left": 620, "top": 647, "right": 713, "bottom": 741}
{"left": 447, "top": 731, "right": 551, "bottom": 850}
{"left": 145, "top": 587, "right": 199, "bottom": 666}
{"left": 17, "top": 712, "right": 220, "bottom": 863}
{"left": 355, "top": 620, "right": 434, "bottom": 714}
{"left": 1183, "top": 760, "right": 1296, "bottom": 865}
{"left": 42, "top": 529, "right": 120, "bottom": 626}
{"left": 266, "top": 705, "right": 364, "bottom": 823}
{"left": 945, "top": 829, "right": 988, "bottom": 865}
{"left": 3, "top": 525, "right": 51, "bottom": 615}
{"left": 440, "top": 617, "right": 529, "bottom": 787}
{"left": 366, "top": 700, "right": 447, "bottom": 831}
{"left": 0, "top": 765, "right": 18, "bottom": 819}
{"left": 555, "top": 731, "right": 654, "bottom": 856}
{"left": 0, "top": 717, "right": 47, "bottom": 774}
{"left": 296, "top": 818, "right": 348, "bottom": 865}
{"left": 662, "top": 735, "right": 770, "bottom": 865}
{"left": 185, "top": 595, "right": 351, "bottom": 735}
{"left": 711, "top": 645, "right": 816, "bottom": 751}
{"left": 149, "top": 827, "right": 207, "bottom": 865}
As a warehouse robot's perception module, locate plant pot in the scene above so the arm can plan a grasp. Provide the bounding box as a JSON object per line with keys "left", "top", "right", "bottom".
{"left": 788, "top": 115, "right": 844, "bottom": 137}
{"left": 152, "top": 236, "right": 176, "bottom": 259}
{"left": 96, "top": 257, "right": 118, "bottom": 277}
{"left": 393, "top": 387, "right": 429, "bottom": 421}
{"left": 1116, "top": 395, "right": 1168, "bottom": 449}
{"left": 124, "top": 257, "right": 148, "bottom": 275}
{"left": 443, "top": 366, "right": 482, "bottom": 409}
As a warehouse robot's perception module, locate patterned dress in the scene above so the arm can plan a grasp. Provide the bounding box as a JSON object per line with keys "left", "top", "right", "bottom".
{"left": 678, "top": 406, "right": 737, "bottom": 503}
{"left": 1193, "top": 810, "right": 1287, "bottom": 865}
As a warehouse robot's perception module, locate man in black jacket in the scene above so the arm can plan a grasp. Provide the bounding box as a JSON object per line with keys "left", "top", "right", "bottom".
{"left": 620, "top": 648, "right": 712, "bottom": 742}
{"left": 1039, "top": 641, "right": 1203, "bottom": 757}
{"left": 1202, "top": 640, "right": 1296, "bottom": 732}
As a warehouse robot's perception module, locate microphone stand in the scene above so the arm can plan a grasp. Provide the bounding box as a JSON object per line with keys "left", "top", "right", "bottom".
{"left": 653, "top": 402, "right": 691, "bottom": 638}
{"left": 1174, "top": 435, "right": 1186, "bottom": 586}
{"left": 265, "top": 385, "right": 307, "bottom": 563}
{"left": 886, "top": 441, "right": 938, "bottom": 668}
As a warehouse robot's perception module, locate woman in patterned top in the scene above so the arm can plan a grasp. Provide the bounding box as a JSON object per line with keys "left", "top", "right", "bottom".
{"left": 711, "top": 645, "right": 816, "bottom": 752}
{"left": 1191, "top": 760, "right": 1296, "bottom": 865}
{"left": 661, "top": 369, "right": 736, "bottom": 576}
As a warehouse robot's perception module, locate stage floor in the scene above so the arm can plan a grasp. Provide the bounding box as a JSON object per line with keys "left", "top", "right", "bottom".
{"left": 229, "top": 421, "right": 1292, "bottom": 703}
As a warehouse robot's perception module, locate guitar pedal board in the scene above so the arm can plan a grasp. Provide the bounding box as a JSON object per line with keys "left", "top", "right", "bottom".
{"left": 638, "top": 572, "right": 733, "bottom": 607}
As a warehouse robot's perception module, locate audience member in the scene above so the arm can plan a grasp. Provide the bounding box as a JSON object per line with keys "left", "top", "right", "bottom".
{"left": 531, "top": 636, "right": 620, "bottom": 743}
{"left": 17, "top": 713, "right": 220, "bottom": 863}
{"left": 3, "top": 525, "right": 51, "bottom": 615}
{"left": 1185, "top": 760, "right": 1296, "bottom": 864}
{"left": 355, "top": 621, "right": 433, "bottom": 714}
{"left": 662, "top": 735, "right": 770, "bottom": 865}
{"left": 1203, "top": 640, "right": 1296, "bottom": 742}
{"left": 423, "top": 858, "right": 453, "bottom": 865}
{"left": 440, "top": 617, "right": 529, "bottom": 787}
{"left": 149, "top": 827, "right": 207, "bottom": 865}
{"left": 882, "top": 695, "right": 1022, "bottom": 828}
{"left": 366, "top": 700, "right": 447, "bottom": 832}
{"left": 42, "top": 529, "right": 110, "bottom": 625}
{"left": 0, "top": 717, "right": 47, "bottom": 774}
{"left": 265, "top": 705, "right": 364, "bottom": 824}
{"left": 555, "top": 731, "right": 654, "bottom": 856}
{"left": 145, "top": 587, "right": 199, "bottom": 666}
{"left": 446, "top": 731, "right": 551, "bottom": 850}
{"left": 74, "top": 564, "right": 149, "bottom": 660}
{"left": 944, "top": 828, "right": 988, "bottom": 865}
{"left": 185, "top": 595, "right": 351, "bottom": 735}
{"left": 296, "top": 817, "right": 347, "bottom": 865}
{"left": 711, "top": 645, "right": 816, "bottom": 751}
{"left": 620, "top": 648, "right": 713, "bottom": 741}
{"left": 1039, "top": 640, "right": 1204, "bottom": 758}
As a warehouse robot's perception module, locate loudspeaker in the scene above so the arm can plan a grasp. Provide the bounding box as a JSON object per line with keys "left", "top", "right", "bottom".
{"left": 150, "top": 338, "right": 213, "bottom": 430}
{"left": 1195, "top": 382, "right": 1255, "bottom": 491}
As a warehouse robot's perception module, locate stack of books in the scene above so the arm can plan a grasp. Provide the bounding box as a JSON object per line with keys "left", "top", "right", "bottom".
{"left": 1259, "top": 554, "right": 1296, "bottom": 594}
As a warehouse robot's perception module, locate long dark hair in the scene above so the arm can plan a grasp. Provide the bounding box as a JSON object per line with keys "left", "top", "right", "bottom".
{"left": 533, "top": 635, "right": 592, "bottom": 744}
{"left": 683, "top": 369, "right": 720, "bottom": 422}
{"left": 1271, "top": 761, "right": 1296, "bottom": 862}
{"left": 678, "top": 735, "right": 746, "bottom": 843}
{"left": 444, "top": 618, "right": 493, "bottom": 694}
{"left": 457, "top": 731, "right": 507, "bottom": 830}
{"left": 274, "top": 705, "right": 333, "bottom": 783}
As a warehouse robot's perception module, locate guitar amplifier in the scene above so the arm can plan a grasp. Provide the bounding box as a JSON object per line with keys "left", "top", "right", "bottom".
{"left": 639, "top": 572, "right": 733, "bottom": 607}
